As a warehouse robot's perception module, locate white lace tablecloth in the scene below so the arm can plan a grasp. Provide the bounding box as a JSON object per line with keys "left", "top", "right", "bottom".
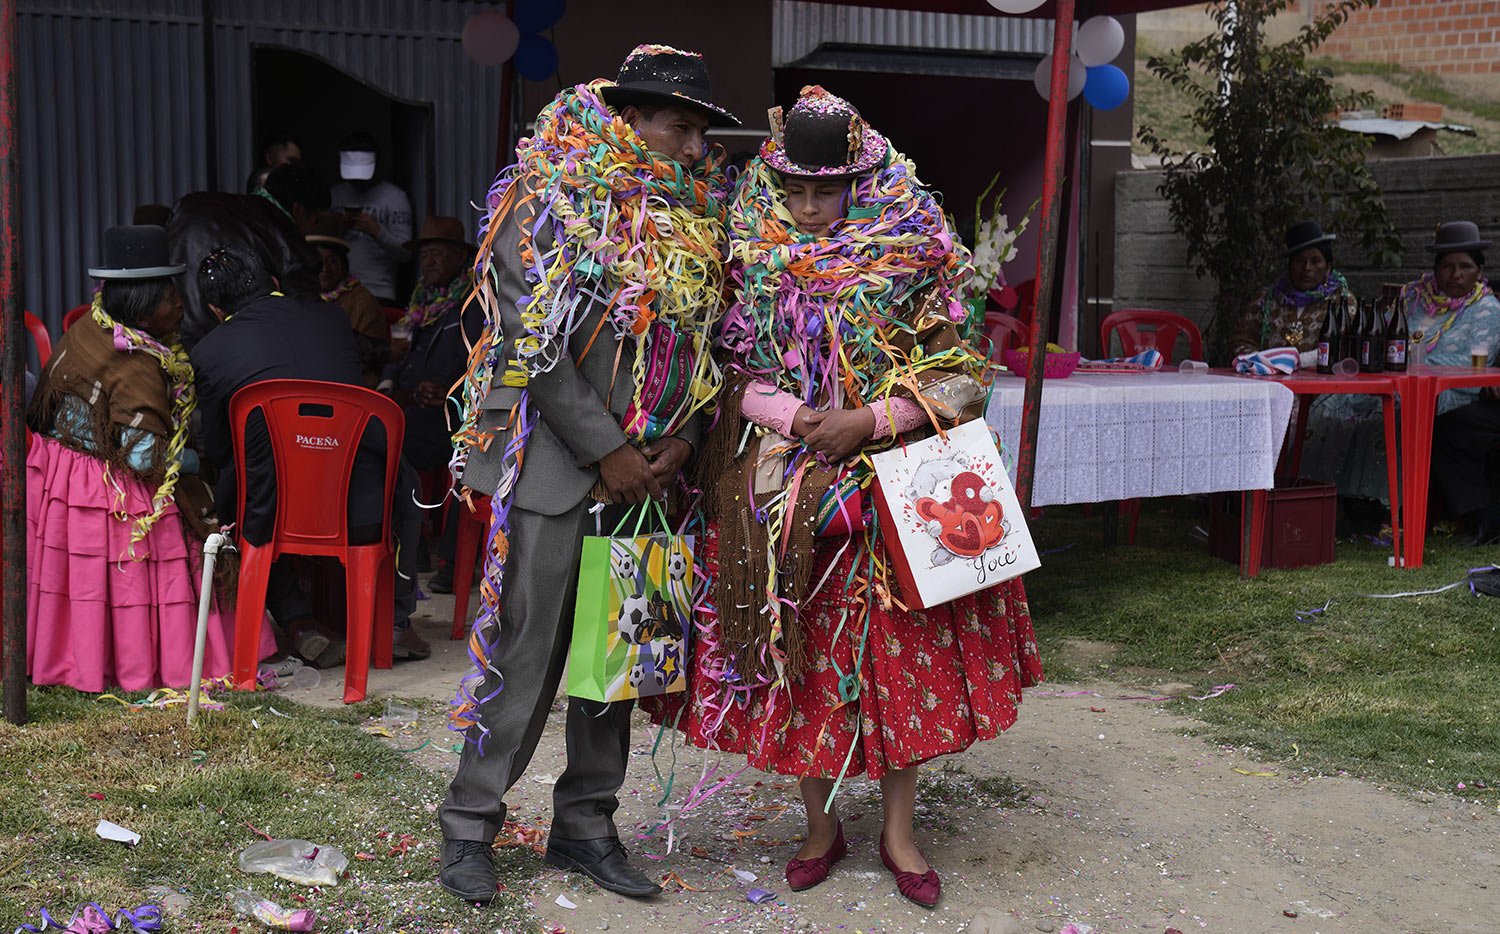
{"left": 984, "top": 372, "right": 1295, "bottom": 506}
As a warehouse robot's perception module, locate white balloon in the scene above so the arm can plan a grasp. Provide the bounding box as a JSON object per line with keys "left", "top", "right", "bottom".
{"left": 987, "top": 0, "right": 1047, "bottom": 13}
{"left": 1033, "top": 54, "right": 1086, "bottom": 102}
{"left": 1076, "top": 16, "right": 1126, "bottom": 68}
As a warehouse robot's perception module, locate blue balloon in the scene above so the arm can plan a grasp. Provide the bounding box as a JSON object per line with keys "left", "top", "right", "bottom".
{"left": 513, "top": 34, "right": 559, "bottom": 81}
{"left": 1083, "top": 64, "right": 1130, "bottom": 110}
{"left": 514, "top": 0, "right": 566, "bottom": 35}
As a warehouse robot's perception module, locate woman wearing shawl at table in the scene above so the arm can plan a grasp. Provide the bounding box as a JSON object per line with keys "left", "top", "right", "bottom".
{"left": 1229, "top": 220, "right": 1357, "bottom": 358}
{"left": 1425, "top": 223, "right": 1500, "bottom": 544}
{"left": 644, "top": 87, "right": 1042, "bottom": 909}
{"left": 1302, "top": 221, "right": 1500, "bottom": 507}
{"left": 25, "top": 226, "right": 276, "bottom": 693}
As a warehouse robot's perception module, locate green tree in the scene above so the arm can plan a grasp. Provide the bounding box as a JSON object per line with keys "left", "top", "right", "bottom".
{"left": 1138, "top": 0, "right": 1401, "bottom": 359}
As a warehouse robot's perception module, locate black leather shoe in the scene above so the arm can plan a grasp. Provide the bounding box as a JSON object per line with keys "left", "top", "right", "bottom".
{"left": 439, "top": 838, "right": 497, "bottom": 903}
{"left": 544, "top": 836, "right": 662, "bottom": 898}
{"left": 428, "top": 565, "right": 454, "bottom": 594}
{"left": 1470, "top": 506, "right": 1500, "bottom": 546}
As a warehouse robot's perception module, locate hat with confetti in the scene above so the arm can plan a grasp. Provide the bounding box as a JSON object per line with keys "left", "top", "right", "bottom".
{"left": 600, "top": 44, "right": 740, "bottom": 127}
{"left": 762, "top": 85, "right": 887, "bottom": 179}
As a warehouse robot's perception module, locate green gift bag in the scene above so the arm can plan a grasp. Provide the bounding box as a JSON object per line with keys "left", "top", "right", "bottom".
{"left": 568, "top": 501, "right": 694, "bottom": 703}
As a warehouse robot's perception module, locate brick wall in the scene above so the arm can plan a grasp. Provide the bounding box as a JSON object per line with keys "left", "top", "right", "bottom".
{"left": 1114, "top": 153, "right": 1500, "bottom": 344}
{"left": 1318, "top": 0, "right": 1500, "bottom": 75}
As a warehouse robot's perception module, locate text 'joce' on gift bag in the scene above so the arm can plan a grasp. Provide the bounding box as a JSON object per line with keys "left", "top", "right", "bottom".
{"left": 568, "top": 500, "right": 693, "bottom": 702}
{"left": 871, "top": 418, "right": 1041, "bottom": 610}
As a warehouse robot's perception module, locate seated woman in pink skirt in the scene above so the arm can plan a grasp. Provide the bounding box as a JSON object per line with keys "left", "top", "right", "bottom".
{"left": 26, "top": 225, "right": 274, "bottom": 692}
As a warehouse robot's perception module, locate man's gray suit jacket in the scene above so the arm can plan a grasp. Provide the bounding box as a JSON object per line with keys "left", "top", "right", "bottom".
{"left": 460, "top": 197, "right": 704, "bottom": 515}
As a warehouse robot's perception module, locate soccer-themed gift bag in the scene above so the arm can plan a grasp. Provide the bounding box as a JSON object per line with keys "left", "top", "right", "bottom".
{"left": 568, "top": 502, "right": 693, "bottom": 702}
{"left": 871, "top": 418, "right": 1041, "bottom": 610}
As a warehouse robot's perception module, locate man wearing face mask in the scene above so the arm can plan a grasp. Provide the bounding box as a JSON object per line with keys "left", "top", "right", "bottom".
{"left": 437, "top": 44, "right": 738, "bottom": 904}
{"left": 330, "top": 133, "right": 413, "bottom": 306}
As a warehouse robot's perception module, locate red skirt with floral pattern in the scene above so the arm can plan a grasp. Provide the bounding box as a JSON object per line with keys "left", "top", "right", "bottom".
{"left": 644, "top": 526, "right": 1043, "bottom": 780}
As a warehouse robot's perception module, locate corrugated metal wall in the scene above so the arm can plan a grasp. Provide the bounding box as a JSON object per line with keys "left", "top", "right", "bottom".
{"left": 772, "top": 0, "right": 1054, "bottom": 68}
{"left": 17, "top": 0, "right": 500, "bottom": 334}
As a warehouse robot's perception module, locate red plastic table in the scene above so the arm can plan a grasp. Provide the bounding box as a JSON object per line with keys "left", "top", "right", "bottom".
{"left": 1223, "top": 371, "right": 1402, "bottom": 576}
{"left": 1397, "top": 365, "right": 1500, "bottom": 568}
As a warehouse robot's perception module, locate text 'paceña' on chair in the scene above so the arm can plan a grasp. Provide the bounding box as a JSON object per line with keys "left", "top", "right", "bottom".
{"left": 24, "top": 311, "right": 52, "bottom": 369}
{"left": 228, "top": 379, "right": 404, "bottom": 703}
{"left": 1100, "top": 309, "right": 1204, "bottom": 364}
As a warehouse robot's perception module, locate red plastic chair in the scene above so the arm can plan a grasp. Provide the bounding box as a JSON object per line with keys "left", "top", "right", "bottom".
{"left": 449, "top": 493, "right": 492, "bottom": 640}
{"left": 62, "top": 304, "right": 91, "bottom": 331}
{"left": 24, "top": 311, "right": 51, "bottom": 369}
{"left": 987, "top": 285, "right": 1018, "bottom": 314}
{"left": 417, "top": 468, "right": 452, "bottom": 532}
{"left": 1098, "top": 310, "right": 1204, "bottom": 543}
{"left": 1011, "top": 279, "right": 1037, "bottom": 325}
{"left": 1099, "top": 309, "right": 1203, "bottom": 364}
{"left": 982, "top": 311, "right": 1030, "bottom": 361}
{"left": 229, "top": 379, "right": 404, "bottom": 703}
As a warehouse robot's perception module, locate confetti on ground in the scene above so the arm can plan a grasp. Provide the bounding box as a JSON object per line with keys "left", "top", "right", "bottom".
{"left": 1189, "top": 683, "right": 1237, "bottom": 700}
{"left": 494, "top": 820, "right": 549, "bottom": 855}
{"left": 554, "top": 894, "right": 576, "bottom": 909}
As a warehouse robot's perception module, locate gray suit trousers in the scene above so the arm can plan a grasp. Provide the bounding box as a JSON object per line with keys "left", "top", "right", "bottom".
{"left": 439, "top": 499, "right": 633, "bottom": 843}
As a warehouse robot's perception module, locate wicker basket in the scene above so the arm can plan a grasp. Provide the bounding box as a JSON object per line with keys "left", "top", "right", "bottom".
{"left": 1002, "top": 348, "right": 1081, "bottom": 379}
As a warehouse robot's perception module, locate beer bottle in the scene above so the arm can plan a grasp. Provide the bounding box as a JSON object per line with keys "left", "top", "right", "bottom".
{"left": 1385, "top": 295, "right": 1409, "bottom": 372}
{"left": 1356, "top": 300, "right": 1374, "bottom": 372}
{"left": 1338, "top": 296, "right": 1360, "bottom": 366}
{"left": 1316, "top": 298, "right": 1338, "bottom": 374}
{"left": 1366, "top": 299, "right": 1385, "bottom": 373}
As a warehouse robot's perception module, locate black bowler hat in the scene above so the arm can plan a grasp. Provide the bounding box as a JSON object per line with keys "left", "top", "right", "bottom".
{"left": 763, "top": 85, "right": 888, "bottom": 180}
{"left": 600, "top": 44, "right": 740, "bottom": 128}
{"left": 1426, "top": 220, "right": 1492, "bottom": 254}
{"left": 1283, "top": 220, "right": 1336, "bottom": 257}
{"left": 87, "top": 225, "right": 186, "bottom": 279}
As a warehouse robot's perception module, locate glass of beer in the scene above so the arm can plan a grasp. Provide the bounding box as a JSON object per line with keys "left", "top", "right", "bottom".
{"left": 1474, "top": 344, "right": 1490, "bottom": 369}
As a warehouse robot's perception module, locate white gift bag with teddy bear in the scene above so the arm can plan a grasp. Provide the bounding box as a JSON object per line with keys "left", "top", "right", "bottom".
{"left": 870, "top": 418, "right": 1040, "bottom": 610}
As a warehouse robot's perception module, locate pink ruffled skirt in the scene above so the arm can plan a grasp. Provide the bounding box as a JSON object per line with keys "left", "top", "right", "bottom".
{"left": 26, "top": 436, "right": 274, "bottom": 693}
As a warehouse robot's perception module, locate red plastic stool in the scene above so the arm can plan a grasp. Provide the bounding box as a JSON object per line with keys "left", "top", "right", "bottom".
{"left": 450, "top": 494, "right": 492, "bottom": 640}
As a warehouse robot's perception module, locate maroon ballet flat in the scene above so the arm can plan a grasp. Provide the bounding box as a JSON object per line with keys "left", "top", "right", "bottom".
{"left": 879, "top": 833, "right": 941, "bottom": 908}
{"left": 785, "top": 822, "right": 846, "bottom": 891}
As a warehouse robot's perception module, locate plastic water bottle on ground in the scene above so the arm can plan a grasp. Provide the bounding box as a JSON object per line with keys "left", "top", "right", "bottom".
{"left": 228, "top": 889, "right": 317, "bottom": 931}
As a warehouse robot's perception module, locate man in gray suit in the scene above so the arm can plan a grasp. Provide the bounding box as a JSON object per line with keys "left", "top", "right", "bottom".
{"left": 438, "top": 45, "right": 739, "bottom": 904}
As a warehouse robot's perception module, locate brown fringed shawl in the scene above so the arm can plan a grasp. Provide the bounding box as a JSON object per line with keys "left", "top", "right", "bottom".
{"left": 29, "top": 318, "right": 175, "bottom": 484}
{"left": 29, "top": 317, "right": 215, "bottom": 541}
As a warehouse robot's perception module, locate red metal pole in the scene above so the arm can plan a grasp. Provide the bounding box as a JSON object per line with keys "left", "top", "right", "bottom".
{"left": 1014, "top": 0, "right": 1075, "bottom": 510}
{"left": 0, "top": 0, "right": 27, "bottom": 725}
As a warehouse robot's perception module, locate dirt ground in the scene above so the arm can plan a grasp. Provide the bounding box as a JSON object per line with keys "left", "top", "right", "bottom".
{"left": 299, "top": 599, "right": 1500, "bottom": 934}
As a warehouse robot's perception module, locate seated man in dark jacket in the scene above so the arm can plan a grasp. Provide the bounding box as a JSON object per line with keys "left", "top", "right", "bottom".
{"left": 191, "top": 246, "right": 430, "bottom": 662}
{"left": 378, "top": 216, "right": 482, "bottom": 593}
{"left": 169, "top": 162, "right": 326, "bottom": 350}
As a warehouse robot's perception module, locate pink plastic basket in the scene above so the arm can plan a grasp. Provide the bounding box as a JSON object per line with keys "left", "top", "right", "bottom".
{"left": 1002, "top": 348, "right": 1081, "bottom": 379}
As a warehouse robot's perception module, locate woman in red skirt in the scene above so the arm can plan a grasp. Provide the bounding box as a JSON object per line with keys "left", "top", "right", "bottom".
{"left": 649, "top": 87, "right": 1042, "bottom": 908}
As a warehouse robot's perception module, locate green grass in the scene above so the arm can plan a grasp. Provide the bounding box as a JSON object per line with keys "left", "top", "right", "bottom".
{"left": 0, "top": 690, "right": 532, "bottom": 930}
{"left": 1133, "top": 44, "right": 1500, "bottom": 157}
{"left": 1317, "top": 57, "right": 1500, "bottom": 125}
{"left": 1024, "top": 501, "right": 1500, "bottom": 798}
